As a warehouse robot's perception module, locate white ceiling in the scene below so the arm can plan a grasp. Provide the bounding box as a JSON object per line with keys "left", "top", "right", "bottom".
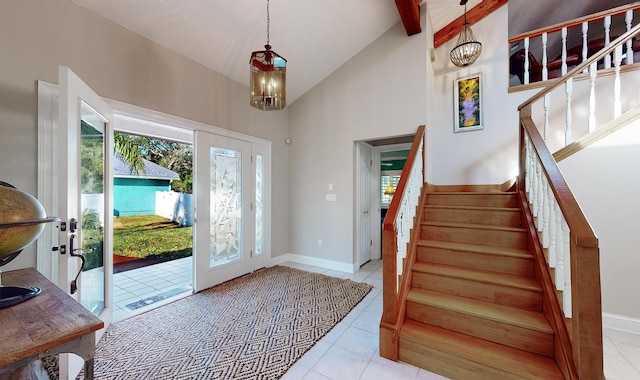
{"left": 69, "top": 0, "right": 476, "bottom": 105}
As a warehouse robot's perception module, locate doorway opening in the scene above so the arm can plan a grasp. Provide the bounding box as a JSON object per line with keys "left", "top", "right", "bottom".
{"left": 354, "top": 135, "right": 414, "bottom": 269}
{"left": 112, "top": 126, "right": 194, "bottom": 321}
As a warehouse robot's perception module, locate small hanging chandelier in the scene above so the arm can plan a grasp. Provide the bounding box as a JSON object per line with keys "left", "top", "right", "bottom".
{"left": 250, "top": 0, "right": 287, "bottom": 111}
{"left": 450, "top": 0, "right": 482, "bottom": 68}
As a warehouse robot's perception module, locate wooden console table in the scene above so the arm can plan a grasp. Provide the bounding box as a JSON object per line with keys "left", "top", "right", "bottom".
{"left": 0, "top": 268, "right": 104, "bottom": 379}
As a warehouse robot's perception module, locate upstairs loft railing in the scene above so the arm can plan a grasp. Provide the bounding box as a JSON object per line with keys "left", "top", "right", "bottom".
{"left": 512, "top": 24, "right": 640, "bottom": 380}
{"left": 521, "top": 22, "right": 640, "bottom": 153}
{"left": 509, "top": 2, "right": 640, "bottom": 88}
{"left": 380, "top": 125, "right": 425, "bottom": 361}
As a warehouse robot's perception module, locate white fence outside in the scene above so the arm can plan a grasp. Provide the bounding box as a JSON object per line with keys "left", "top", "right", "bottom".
{"left": 155, "top": 191, "right": 193, "bottom": 226}
{"left": 82, "top": 191, "right": 193, "bottom": 227}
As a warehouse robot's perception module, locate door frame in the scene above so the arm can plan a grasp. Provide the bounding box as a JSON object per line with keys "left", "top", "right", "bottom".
{"left": 107, "top": 100, "right": 272, "bottom": 292}
{"left": 353, "top": 140, "right": 413, "bottom": 269}
{"left": 39, "top": 85, "right": 273, "bottom": 280}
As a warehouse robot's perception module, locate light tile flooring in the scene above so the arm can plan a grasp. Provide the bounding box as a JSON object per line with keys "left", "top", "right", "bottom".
{"left": 115, "top": 258, "right": 640, "bottom": 380}
{"left": 113, "top": 256, "right": 192, "bottom": 321}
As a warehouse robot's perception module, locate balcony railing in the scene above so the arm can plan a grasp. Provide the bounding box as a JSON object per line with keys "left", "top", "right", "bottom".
{"left": 509, "top": 3, "right": 640, "bottom": 88}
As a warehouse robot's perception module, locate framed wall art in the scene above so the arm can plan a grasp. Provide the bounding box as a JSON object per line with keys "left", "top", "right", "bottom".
{"left": 454, "top": 73, "right": 483, "bottom": 132}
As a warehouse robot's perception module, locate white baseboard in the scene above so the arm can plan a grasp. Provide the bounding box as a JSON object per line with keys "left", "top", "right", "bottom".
{"left": 603, "top": 312, "right": 640, "bottom": 335}
{"left": 270, "top": 253, "right": 357, "bottom": 273}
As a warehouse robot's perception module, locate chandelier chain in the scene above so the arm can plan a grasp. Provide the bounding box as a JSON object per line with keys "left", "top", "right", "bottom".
{"left": 266, "top": 0, "right": 270, "bottom": 46}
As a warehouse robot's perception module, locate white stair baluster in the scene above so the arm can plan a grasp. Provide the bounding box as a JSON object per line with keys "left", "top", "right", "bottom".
{"left": 548, "top": 200, "right": 559, "bottom": 268}
{"left": 543, "top": 93, "right": 550, "bottom": 142}
{"left": 565, "top": 77, "right": 573, "bottom": 145}
{"left": 614, "top": 45, "right": 623, "bottom": 118}
{"left": 626, "top": 10, "right": 635, "bottom": 65}
{"left": 524, "top": 37, "right": 530, "bottom": 84}
{"left": 542, "top": 179, "right": 550, "bottom": 247}
{"left": 525, "top": 135, "right": 532, "bottom": 198}
{"left": 604, "top": 15, "right": 612, "bottom": 69}
{"left": 589, "top": 62, "right": 597, "bottom": 133}
{"left": 582, "top": 22, "right": 589, "bottom": 73}
{"left": 537, "top": 172, "right": 545, "bottom": 232}
{"left": 542, "top": 32, "right": 548, "bottom": 81}
{"left": 531, "top": 161, "right": 540, "bottom": 218}
{"left": 555, "top": 216, "right": 566, "bottom": 291}
{"left": 561, "top": 218, "right": 572, "bottom": 318}
{"left": 561, "top": 27, "right": 568, "bottom": 75}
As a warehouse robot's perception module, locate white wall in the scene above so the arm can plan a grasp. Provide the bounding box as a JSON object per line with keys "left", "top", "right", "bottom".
{"left": 431, "top": 5, "right": 524, "bottom": 185}
{"left": 559, "top": 120, "right": 640, "bottom": 320}
{"left": 0, "top": 0, "right": 289, "bottom": 270}
{"left": 287, "top": 7, "right": 428, "bottom": 266}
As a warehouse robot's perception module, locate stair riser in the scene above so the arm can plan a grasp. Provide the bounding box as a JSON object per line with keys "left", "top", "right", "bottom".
{"left": 417, "top": 246, "right": 534, "bottom": 277}
{"left": 407, "top": 302, "right": 554, "bottom": 357}
{"left": 412, "top": 272, "right": 543, "bottom": 311}
{"left": 421, "top": 225, "right": 527, "bottom": 249}
{"left": 399, "top": 339, "right": 527, "bottom": 380}
{"left": 427, "top": 194, "right": 518, "bottom": 208}
{"left": 424, "top": 207, "right": 522, "bottom": 227}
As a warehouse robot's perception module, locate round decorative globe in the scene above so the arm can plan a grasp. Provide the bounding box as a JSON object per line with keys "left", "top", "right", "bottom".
{"left": 0, "top": 183, "right": 51, "bottom": 266}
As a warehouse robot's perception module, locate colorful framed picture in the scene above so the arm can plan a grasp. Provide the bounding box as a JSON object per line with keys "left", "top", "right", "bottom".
{"left": 454, "top": 73, "right": 483, "bottom": 132}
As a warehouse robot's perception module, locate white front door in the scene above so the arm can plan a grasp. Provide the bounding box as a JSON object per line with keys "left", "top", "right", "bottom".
{"left": 194, "top": 131, "right": 267, "bottom": 291}
{"left": 57, "top": 67, "right": 113, "bottom": 359}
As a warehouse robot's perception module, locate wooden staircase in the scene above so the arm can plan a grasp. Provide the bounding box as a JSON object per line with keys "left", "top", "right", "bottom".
{"left": 397, "top": 186, "right": 564, "bottom": 379}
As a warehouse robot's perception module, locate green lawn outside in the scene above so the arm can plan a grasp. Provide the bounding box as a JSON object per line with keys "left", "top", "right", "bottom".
{"left": 114, "top": 215, "right": 193, "bottom": 260}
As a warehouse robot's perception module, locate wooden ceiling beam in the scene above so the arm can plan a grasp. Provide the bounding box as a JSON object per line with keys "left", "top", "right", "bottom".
{"left": 396, "top": 0, "right": 422, "bottom": 36}
{"left": 434, "top": 0, "right": 507, "bottom": 48}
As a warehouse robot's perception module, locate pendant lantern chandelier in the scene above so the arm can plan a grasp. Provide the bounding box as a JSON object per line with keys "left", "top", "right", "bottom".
{"left": 450, "top": 0, "right": 482, "bottom": 67}
{"left": 250, "top": 0, "right": 287, "bottom": 111}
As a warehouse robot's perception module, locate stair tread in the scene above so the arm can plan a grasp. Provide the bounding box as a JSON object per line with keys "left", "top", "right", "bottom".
{"left": 422, "top": 220, "right": 526, "bottom": 232}
{"left": 407, "top": 288, "right": 553, "bottom": 334}
{"left": 418, "top": 240, "right": 533, "bottom": 259}
{"left": 429, "top": 191, "right": 517, "bottom": 195}
{"left": 400, "top": 320, "right": 563, "bottom": 379}
{"left": 424, "top": 204, "right": 520, "bottom": 212}
{"left": 413, "top": 262, "right": 542, "bottom": 292}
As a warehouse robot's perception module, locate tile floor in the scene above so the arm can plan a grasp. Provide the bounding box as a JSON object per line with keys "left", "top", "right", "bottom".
{"left": 112, "top": 256, "right": 192, "bottom": 321}
{"left": 115, "top": 258, "right": 640, "bottom": 380}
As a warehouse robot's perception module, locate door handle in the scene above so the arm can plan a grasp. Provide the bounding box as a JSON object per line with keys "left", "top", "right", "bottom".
{"left": 69, "top": 234, "right": 86, "bottom": 294}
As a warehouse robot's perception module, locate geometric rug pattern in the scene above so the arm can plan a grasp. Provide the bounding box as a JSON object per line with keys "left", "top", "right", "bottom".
{"left": 78, "top": 266, "right": 372, "bottom": 379}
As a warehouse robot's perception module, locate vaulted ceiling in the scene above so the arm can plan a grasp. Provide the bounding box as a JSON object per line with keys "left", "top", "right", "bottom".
{"left": 69, "top": 0, "right": 508, "bottom": 105}
{"left": 70, "top": 0, "right": 497, "bottom": 104}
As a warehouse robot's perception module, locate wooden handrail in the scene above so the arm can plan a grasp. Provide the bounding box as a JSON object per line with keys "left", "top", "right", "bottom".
{"left": 382, "top": 125, "right": 425, "bottom": 233}
{"left": 519, "top": 22, "right": 640, "bottom": 111}
{"left": 380, "top": 125, "right": 425, "bottom": 362}
{"left": 519, "top": 116, "right": 603, "bottom": 378}
{"left": 509, "top": 2, "right": 640, "bottom": 44}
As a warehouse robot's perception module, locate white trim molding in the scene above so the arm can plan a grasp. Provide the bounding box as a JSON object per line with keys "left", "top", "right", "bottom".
{"left": 603, "top": 312, "right": 640, "bottom": 335}
{"left": 270, "top": 254, "right": 357, "bottom": 273}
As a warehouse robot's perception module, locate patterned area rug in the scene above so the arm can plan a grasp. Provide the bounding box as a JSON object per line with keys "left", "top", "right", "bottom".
{"left": 78, "top": 265, "right": 372, "bottom": 379}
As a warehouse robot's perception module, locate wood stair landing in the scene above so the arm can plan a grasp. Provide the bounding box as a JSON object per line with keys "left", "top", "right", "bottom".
{"left": 398, "top": 189, "right": 563, "bottom": 379}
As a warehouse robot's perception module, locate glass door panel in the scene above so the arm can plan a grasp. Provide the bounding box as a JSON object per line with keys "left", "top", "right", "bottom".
{"left": 255, "top": 153, "right": 264, "bottom": 257}
{"left": 79, "top": 105, "right": 106, "bottom": 315}
{"left": 209, "top": 147, "right": 243, "bottom": 268}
